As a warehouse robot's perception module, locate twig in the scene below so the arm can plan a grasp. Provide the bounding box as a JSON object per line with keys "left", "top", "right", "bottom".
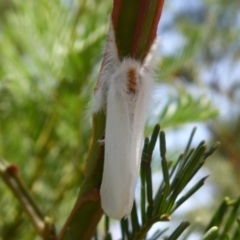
{"left": 0, "top": 157, "right": 56, "bottom": 240}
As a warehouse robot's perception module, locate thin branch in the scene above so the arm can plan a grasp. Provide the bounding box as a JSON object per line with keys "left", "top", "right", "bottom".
{"left": 0, "top": 157, "right": 56, "bottom": 240}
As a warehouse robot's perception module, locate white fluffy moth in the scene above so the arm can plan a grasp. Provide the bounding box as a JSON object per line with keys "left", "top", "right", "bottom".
{"left": 93, "top": 22, "right": 157, "bottom": 220}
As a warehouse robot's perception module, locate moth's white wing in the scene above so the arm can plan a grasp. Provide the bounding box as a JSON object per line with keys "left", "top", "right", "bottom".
{"left": 100, "top": 59, "right": 153, "bottom": 220}
{"left": 100, "top": 65, "right": 133, "bottom": 220}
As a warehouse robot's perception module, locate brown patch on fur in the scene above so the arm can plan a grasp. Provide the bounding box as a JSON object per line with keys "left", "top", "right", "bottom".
{"left": 127, "top": 68, "right": 138, "bottom": 93}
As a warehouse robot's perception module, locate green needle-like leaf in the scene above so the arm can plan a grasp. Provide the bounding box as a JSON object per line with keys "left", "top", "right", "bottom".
{"left": 149, "top": 228, "right": 169, "bottom": 240}
{"left": 184, "top": 127, "right": 197, "bottom": 154}
{"left": 203, "top": 142, "right": 221, "bottom": 159}
{"left": 171, "top": 175, "right": 208, "bottom": 213}
{"left": 159, "top": 131, "right": 166, "bottom": 158}
{"left": 104, "top": 233, "right": 112, "bottom": 240}
{"left": 167, "top": 221, "right": 190, "bottom": 240}
{"left": 160, "top": 131, "right": 170, "bottom": 193}
{"left": 169, "top": 154, "right": 183, "bottom": 180}
{"left": 232, "top": 219, "right": 240, "bottom": 239}
{"left": 154, "top": 131, "right": 170, "bottom": 215}
{"left": 166, "top": 146, "right": 206, "bottom": 213}
{"left": 131, "top": 201, "right": 140, "bottom": 233}
{"left": 105, "top": 216, "right": 110, "bottom": 234}
{"left": 121, "top": 218, "right": 130, "bottom": 240}
{"left": 146, "top": 163, "right": 153, "bottom": 218}
{"left": 200, "top": 226, "right": 218, "bottom": 240}
{"left": 120, "top": 220, "right": 125, "bottom": 240}
{"left": 220, "top": 197, "right": 240, "bottom": 237}
{"left": 204, "top": 198, "right": 230, "bottom": 232}
{"left": 145, "top": 155, "right": 153, "bottom": 217}
{"left": 147, "top": 124, "right": 160, "bottom": 156}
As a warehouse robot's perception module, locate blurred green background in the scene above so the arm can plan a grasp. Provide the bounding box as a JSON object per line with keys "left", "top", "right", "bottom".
{"left": 0, "top": 0, "right": 239, "bottom": 239}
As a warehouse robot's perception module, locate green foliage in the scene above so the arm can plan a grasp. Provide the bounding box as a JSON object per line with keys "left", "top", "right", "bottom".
{"left": 95, "top": 125, "right": 240, "bottom": 240}
{"left": 146, "top": 92, "right": 218, "bottom": 133}
{"left": 96, "top": 125, "right": 221, "bottom": 240}
{"left": 203, "top": 197, "right": 240, "bottom": 240}
{"left": 0, "top": 0, "right": 110, "bottom": 238}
